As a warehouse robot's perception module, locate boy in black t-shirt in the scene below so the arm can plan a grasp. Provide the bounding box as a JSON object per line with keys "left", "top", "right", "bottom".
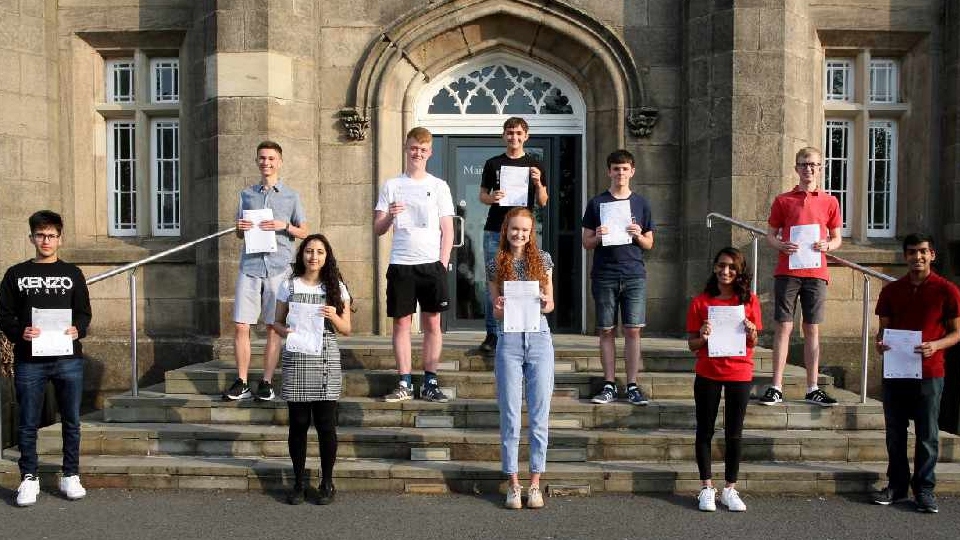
{"left": 0, "top": 210, "right": 92, "bottom": 506}
{"left": 478, "top": 117, "right": 548, "bottom": 352}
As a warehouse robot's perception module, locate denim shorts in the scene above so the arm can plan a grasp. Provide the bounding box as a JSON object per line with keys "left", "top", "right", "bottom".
{"left": 592, "top": 275, "right": 647, "bottom": 330}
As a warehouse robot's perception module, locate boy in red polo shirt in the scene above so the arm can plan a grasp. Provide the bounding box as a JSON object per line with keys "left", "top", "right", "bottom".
{"left": 759, "top": 147, "right": 842, "bottom": 406}
{"left": 873, "top": 233, "right": 960, "bottom": 513}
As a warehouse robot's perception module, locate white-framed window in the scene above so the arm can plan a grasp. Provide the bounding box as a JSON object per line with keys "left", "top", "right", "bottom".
{"left": 107, "top": 120, "right": 138, "bottom": 236}
{"left": 867, "top": 121, "right": 897, "bottom": 237}
{"left": 825, "top": 59, "right": 853, "bottom": 102}
{"left": 100, "top": 52, "right": 181, "bottom": 237}
{"left": 823, "top": 120, "right": 853, "bottom": 236}
{"left": 823, "top": 54, "right": 905, "bottom": 239}
{"left": 150, "top": 119, "right": 180, "bottom": 236}
{"left": 150, "top": 58, "right": 179, "bottom": 103}
{"left": 106, "top": 59, "right": 135, "bottom": 103}
{"left": 869, "top": 59, "right": 898, "bottom": 103}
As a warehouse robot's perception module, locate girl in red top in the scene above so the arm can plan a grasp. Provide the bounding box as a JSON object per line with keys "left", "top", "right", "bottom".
{"left": 686, "top": 247, "right": 761, "bottom": 512}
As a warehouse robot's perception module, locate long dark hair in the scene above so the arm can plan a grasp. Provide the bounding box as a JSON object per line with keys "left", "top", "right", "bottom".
{"left": 292, "top": 234, "right": 349, "bottom": 315}
{"left": 704, "top": 247, "right": 752, "bottom": 304}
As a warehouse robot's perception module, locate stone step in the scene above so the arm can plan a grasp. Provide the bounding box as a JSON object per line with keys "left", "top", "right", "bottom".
{"left": 221, "top": 335, "right": 774, "bottom": 373}
{"left": 103, "top": 391, "right": 884, "bottom": 431}
{"left": 37, "top": 422, "right": 960, "bottom": 463}
{"left": 4, "top": 454, "right": 960, "bottom": 495}
{"left": 164, "top": 363, "right": 833, "bottom": 400}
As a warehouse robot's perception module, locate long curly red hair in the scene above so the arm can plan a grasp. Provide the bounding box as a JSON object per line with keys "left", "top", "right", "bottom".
{"left": 494, "top": 208, "right": 548, "bottom": 288}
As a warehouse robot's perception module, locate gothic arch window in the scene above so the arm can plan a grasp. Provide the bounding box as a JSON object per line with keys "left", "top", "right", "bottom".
{"left": 415, "top": 53, "right": 585, "bottom": 134}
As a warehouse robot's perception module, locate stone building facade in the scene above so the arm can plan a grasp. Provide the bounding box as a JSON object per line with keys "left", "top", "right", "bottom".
{"left": 1, "top": 0, "right": 958, "bottom": 401}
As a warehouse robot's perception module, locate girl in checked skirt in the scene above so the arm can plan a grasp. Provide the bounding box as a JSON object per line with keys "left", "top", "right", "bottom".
{"left": 273, "top": 234, "right": 352, "bottom": 505}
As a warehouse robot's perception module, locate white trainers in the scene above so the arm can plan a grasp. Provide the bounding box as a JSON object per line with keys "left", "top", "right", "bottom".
{"left": 16, "top": 474, "right": 40, "bottom": 507}
{"left": 697, "top": 486, "right": 717, "bottom": 512}
{"left": 59, "top": 475, "right": 87, "bottom": 500}
{"left": 720, "top": 486, "right": 746, "bottom": 511}
{"left": 504, "top": 483, "right": 523, "bottom": 509}
{"left": 527, "top": 485, "right": 544, "bottom": 509}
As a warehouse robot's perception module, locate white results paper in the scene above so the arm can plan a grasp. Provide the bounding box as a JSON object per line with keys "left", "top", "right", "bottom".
{"left": 31, "top": 308, "right": 74, "bottom": 357}
{"left": 284, "top": 302, "right": 325, "bottom": 355}
{"left": 706, "top": 305, "right": 747, "bottom": 358}
{"left": 503, "top": 280, "right": 542, "bottom": 333}
{"left": 788, "top": 224, "right": 822, "bottom": 270}
{"left": 882, "top": 328, "right": 922, "bottom": 379}
{"left": 243, "top": 208, "right": 278, "bottom": 254}
{"left": 498, "top": 166, "right": 530, "bottom": 207}
{"left": 599, "top": 200, "right": 633, "bottom": 246}
{"left": 393, "top": 184, "right": 430, "bottom": 229}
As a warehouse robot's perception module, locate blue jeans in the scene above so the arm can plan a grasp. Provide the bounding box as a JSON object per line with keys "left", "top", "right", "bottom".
{"left": 882, "top": 377, "right": 943, "bottom": 495}
{"left": 14, "top": 358, "right": 84, "bottom": 477}
{"left": 591, "top": 275, "right": 647, "bottom": 330}
{"left": 483, "top": 231, "right": 500, "bottom": 335}
{"left": 495, "top": 318, "right": 554, "bottom": 475}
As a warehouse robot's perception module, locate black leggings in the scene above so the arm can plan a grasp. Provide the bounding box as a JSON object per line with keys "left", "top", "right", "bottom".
{"left": 694, "top": 375, "right": 751, "bottom": 484}
{"left": 287, "top": 401, "right": 338, "bottom": 486}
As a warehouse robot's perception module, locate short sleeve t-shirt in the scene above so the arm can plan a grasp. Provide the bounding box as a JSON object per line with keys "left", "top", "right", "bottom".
{"left": 767, "top": 187, "right": 841, "bottom": 281}
{"left": 875, "top": 271, "right": 960, "bottom": 378}
{"left": 686, "top": 292, "right": 762, "bottom": 382}
{"left": 581, "top": 191, "right": 655, "bottom": 279}
{"left": 237, "top": 181, "right": 307, "bottom": 278}
{"left": 481, "top": 153, "right": 545, "bottom": 232}
{"left": 375, "top": 173, "right": 455, "bottom": 265}
{"left": 276, "top": 278, "right": 351, "bottom": 306}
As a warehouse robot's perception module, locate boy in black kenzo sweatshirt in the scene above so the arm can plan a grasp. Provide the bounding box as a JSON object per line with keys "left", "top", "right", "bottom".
{"left": 0, "top": 210, "right": 91, "bottom": 506}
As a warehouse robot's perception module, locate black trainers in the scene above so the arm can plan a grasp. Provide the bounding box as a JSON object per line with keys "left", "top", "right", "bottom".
{"left": 317, "top": 481, "right": 336, "bottom": 505}
{"left": 421, "top": 384, "right": 450, "bottom": 403}
{"left": 873, "top": 486, "right": 909, "bottom": 505}
{"left": 384, "top": 384, "right": 413, "bottom": 402}
{"left": 255, "top": 379, "right": 275, "bottom": 401}
{"left": 757, "top": 387, "right": 783, "bottom": 406}
{"left": 804, "top": 388, "right": 838, "bottom": 407}
{"left": 591, "top": 384, "right": 617, "bottom": 404}
{"left": 626, "top": 386, "right": 649, "bottom": 406}
{"left": 916, "top": 491, "right": 939, "bottom": 513}
{"left": 223, "top": 378, "right": 251, "bottom": 400}
{"left": 286, "top": 484, "right": 305, "bottom": 505}
{"left": 479, "top": 333, "right": 498, "bottom": 353}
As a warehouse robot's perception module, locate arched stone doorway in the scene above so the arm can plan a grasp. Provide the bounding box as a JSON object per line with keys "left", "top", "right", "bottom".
{"left": 342, "top": 0, "right": 657, "bottom": 334}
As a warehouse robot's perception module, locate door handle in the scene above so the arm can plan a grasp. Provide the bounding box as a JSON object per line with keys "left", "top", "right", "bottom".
{"left": 452, "top": 215, "right": 465, "bottom": 248}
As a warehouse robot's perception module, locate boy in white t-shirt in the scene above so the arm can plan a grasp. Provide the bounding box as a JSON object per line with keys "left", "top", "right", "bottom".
{"left": 374, "top": 127, "right": 455, "bottom": 402}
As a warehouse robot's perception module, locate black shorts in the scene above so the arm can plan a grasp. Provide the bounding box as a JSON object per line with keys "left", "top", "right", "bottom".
{"left": 386, "top": 262, "right": 450, "bottom": 317}
{"left": 774, "top": 276, "right": 827, "bottom": 324}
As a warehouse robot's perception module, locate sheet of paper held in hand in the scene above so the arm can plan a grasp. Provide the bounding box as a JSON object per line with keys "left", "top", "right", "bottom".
{"left": 599, "top": 200, "right": 633, "bottom": 246}
{"left": 788, "top": 224, "right": 822, "bottom": 269}
{"left": 503, "top": 280, "right": 542, "bottom": 333}
{"left": 243, "top": 208, "right": 278, "bottom": 254}
{"left": 498, "top": 166, "right": 530, "bottom": 207}
{"left": 394, "top": 184, "right": 430, "bottom": 229}
{"left": 882, "top": 328, "right": 922, "bottom": 379}
{"left": 285, "top": 302, "right": 325, "bottom": 355}
{"left": 707, "top": 304, "right": 747, "bottom": 357}
{"left": 31, "top": 308, "right": 74, "bottom": 357}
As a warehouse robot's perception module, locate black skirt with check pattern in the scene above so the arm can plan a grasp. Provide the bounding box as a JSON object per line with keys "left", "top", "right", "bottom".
{"left": 281, "top": 290, "right": 342, "bottom": 402}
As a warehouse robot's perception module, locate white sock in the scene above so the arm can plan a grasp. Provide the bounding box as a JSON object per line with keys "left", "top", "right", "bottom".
{"left": 808, "top": 385, "right": 819, "bottom": 393}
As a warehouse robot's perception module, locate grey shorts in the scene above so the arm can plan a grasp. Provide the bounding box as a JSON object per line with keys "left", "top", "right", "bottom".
{"left": 774, "top": 276, "right": 827, "bottom": 324}
{"left": 233, "top": 271, "right": 289, "bottom": 325}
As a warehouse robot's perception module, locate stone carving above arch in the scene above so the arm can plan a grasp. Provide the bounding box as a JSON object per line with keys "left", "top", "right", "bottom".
{"left": 425, "top": 62, "right": 575, "bottom": 116}
{"left": 341, "top": 0, "right": 657, "bottom": 140}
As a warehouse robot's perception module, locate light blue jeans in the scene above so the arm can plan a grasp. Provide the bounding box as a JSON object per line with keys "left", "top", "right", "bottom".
{"left": 495, "top": 317, "right": 554, "bottom": 475}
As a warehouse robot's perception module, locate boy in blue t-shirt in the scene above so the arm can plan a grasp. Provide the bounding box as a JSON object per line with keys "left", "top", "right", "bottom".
{"left": 581, "top": 150, "right": 655, "bottom": 406}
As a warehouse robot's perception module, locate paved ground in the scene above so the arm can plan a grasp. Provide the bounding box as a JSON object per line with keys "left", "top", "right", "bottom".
{"left": 0, "top": 488, "right": 955, "bottom": 540}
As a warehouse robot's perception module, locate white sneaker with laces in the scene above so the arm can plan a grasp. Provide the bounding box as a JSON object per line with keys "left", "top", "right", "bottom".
{"left": 527, "top": 485, "right": 544, "bottom": 509}
{"left": 720, "top": 486, "right": 746, "bottom": 511}
{"left": 59, "top": 475, "right": 87, "bottom": 500}
{"left": 16, "top": 474, "right": 40, "bottom": 507}
{"left": 697, "top": 486, "right": 717, "bottom": 512}
{"left": 504, "top": 484, "right": 523, "bottom": 509}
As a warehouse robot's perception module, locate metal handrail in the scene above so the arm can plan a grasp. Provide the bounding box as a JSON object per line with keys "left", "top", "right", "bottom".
{"left": 0, "top": 227, "right": 236, "bottom": 455}
{"left": 706, "top": 212, "right": 895, "bottom": 403}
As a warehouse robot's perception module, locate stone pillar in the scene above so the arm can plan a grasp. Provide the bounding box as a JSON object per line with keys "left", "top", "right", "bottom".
{"left": 191, "top": 0, "right": 320, "bottom": 336}
{"left": 943, "top": 0, "right": 960, "bottom": 273}
{"left": 0, "top": 0, "right": 59, "bottom": 268}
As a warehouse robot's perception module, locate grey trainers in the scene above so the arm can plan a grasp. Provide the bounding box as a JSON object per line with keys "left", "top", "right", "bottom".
{"left": 916, "top": 491, "right": 939, "bottom": 513}
{"left": 384, "top": 383, "right": 414, "bottom": 402}
{"left": 591, "top": 384, "right": 617, "bottom": 404}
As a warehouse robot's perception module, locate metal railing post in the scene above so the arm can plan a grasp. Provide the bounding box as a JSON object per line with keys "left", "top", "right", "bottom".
{"left": 129, "top": 269, "right": 139, "bottom": 397}
{"left": 860, "top": 275, "right": 871, "bottom": 404}
{"left": 751, "top": 235, "right": 759, "bottom": 294}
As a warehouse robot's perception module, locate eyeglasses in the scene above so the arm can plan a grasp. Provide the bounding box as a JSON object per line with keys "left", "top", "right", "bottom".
{"left": 795, "top": 162, "right": 822, "bottom": 170}
{"left": 31, "top": 233, "right": 60, "bottom": 242}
